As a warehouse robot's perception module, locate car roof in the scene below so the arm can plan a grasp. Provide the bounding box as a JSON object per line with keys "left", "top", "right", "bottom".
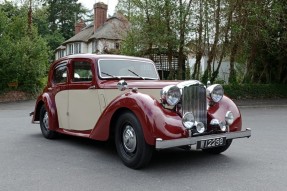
{"left": 54, "top": 54, "right": 152, "bottom": 63}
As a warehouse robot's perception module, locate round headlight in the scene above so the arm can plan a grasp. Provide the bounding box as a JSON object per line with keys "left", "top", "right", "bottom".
{"left": 161, "top": 85, "right": 181, "bottom": 106}
{"left": 182, "top": 112, "right": 195, "bottom": 129}
{"left": 196, "top": 122, "right": 205, "bottom": 133}
{"left": 207, "top": 84, "right": 224, "bottom": 103}
{"left": 225, "top": 111, "right": 234, "bottom": 125}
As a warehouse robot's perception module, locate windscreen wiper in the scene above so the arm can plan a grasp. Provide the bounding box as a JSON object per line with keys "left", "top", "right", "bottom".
{"left": 101, "top": 72, "right": 121, "bottom": 79}
{"left": 128, "top": 69, "right": 145, "bottom": 80}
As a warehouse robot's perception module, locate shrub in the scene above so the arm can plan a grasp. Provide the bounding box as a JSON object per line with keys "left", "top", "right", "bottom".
{"left": 224, "top": 84, "right": 287, "bottom": 99}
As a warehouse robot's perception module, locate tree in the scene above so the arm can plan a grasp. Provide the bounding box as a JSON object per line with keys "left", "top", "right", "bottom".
{"left": 46, "top": 0, "right": 87, "bottom": 40}
{"left": 118, "top": 0, "right": 287, "bottom": 84}
{"left": 201, "top": 0, "right": 221, "bottom": 83}
{"left": 33, "top": 6, "right": 65, "bottom": 52}
{"left": 0, "top": 2, "right": 49, "bottom": 92}
{"left": 117, "top": 0, "right": 193, "bottom": 80}
{"left": 237, "top": 0, "right": 287, "bottom": 84}
{"left": 176, "top": 0, "right": 193, "bottom": 80}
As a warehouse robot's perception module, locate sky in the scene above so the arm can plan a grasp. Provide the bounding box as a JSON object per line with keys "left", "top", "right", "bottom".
{"left": 77, "top": 0, "right": 119, "bottom": 16}
{"left": 0, "top": 0, "right": 119, "bottom": 15}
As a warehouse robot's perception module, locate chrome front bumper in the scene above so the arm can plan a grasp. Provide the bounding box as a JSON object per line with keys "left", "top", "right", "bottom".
{"left": 155, "top": 128, "right": 251, "bottom": 149}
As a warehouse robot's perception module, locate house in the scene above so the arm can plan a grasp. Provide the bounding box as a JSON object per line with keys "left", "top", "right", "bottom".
{"left": 55, "top": 2, "right": 129, "bottom": 60}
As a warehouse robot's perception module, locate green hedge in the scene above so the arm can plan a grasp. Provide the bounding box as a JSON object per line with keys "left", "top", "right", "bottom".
{"left": 223, "top": 84, "right": 287, "bottom": 99}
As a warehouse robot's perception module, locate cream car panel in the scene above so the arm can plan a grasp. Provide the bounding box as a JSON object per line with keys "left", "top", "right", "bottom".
{"left": 141, "top": 89, "right": 161, "bottom": 101}
{"left": 55, "top": 90, "right": 69, "bottom": 129}
{"left": 59, "top": 88, "right": 160, "bottom": 131}
{"left": 68, "top": 90, "right": 101, "bottom": 131}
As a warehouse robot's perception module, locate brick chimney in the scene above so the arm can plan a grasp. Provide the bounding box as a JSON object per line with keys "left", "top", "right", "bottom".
{"left": 75, "top": 19, "right": 86, "bottom": 34}
{"left": 94, "top": 2, "right": 108, "bottom": 32}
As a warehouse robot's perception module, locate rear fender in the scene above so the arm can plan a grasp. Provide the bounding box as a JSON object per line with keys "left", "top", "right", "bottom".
{"left": 33, "top": 93, "right": 59, "bottom": 131}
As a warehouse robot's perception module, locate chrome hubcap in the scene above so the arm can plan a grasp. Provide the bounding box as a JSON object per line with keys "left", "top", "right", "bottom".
{"left": 43, "top": 112, "right": 49, "bottom": 130}
{"left": 122, "top": 125, "right": 137, "bottom": 153}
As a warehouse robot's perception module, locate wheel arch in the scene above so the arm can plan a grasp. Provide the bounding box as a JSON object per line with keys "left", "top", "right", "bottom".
{"left": 109, "top": 107, "right": 133, "bottom": 140}
{"left": 208, "top": 95, "right": 242, "bottom": 132}
{"left": 34, "top": 93, "right": 59, "bottom": 131}
{"left": 34, "top": 100, "right": 44, "bottom": 121}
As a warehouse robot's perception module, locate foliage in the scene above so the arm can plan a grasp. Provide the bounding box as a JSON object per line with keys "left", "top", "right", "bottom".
{"left": 46, "top": 0, "right": 88, "bottom": 40}
{"left": 33, "top": 6, "right": 65, "bottom": 52}
{"left": 117, "top": 0, "right": 192, "bottom": 80}
{"left": 0, "top": 2, "right": 49, "bottom": 93}
{"left": 118, "top": 0, "right": 287, "bottom": 84}
{"left": 224, "top": 84, "right": 287, "bottom": 100}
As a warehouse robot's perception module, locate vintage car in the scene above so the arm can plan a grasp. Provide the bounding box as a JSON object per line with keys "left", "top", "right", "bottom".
{"left": 31, "top": 54, "right": 251, "bottom": 169}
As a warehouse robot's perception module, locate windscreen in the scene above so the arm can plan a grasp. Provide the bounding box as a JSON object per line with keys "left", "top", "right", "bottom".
{"left": 98, "top": 59, "right": 159, "bottom": 80}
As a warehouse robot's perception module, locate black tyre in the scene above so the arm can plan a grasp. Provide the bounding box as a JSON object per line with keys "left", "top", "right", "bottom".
{"left": 39, "top": 105, "right": 57, "bottom": 139}
{"left": 202, "top": 139, "right": 232, "bottom": 154}
{"left": 115, "top": 112, "right": 153, "bottom": 169}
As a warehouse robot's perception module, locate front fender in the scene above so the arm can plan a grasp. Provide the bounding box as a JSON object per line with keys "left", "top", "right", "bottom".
{"left": 89, "top": 91, "right": 188, "bottom": 145}
{"left": 207, "top": 96, "right": 242, "bottom": 132}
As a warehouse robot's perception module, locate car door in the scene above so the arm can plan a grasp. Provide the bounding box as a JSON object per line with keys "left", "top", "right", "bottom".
{"left": 67, "top": 58, "right": 102, "bottom": 131}
{"left": 52, "top": 62, "right": 69, "bottom": 130}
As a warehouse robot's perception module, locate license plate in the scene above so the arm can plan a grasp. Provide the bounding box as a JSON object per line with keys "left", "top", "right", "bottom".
{"left": 196, "top": 137, "right": 226, "bottom": 149}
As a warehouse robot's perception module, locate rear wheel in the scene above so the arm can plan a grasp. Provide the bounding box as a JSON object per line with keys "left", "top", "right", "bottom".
{"left": 115, "top": 112, "right": 153, "bottom": 169}
{"left": 39, "top": 105, "right": 57, "bottom": 139}
{"left": 202, "top": 139, "right": 232, "bottom": 154}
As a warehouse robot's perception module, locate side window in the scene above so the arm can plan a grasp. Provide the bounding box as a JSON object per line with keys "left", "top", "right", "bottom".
{"left": 53, "top": 64, "right": 67, "bottom": 84}
{"left": 72, "top": 61, "right": 93, "bottom": 82}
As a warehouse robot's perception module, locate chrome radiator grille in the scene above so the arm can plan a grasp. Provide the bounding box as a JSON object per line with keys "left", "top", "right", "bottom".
{"left": 182, "top": 84, "right": 207, "bottom": 127}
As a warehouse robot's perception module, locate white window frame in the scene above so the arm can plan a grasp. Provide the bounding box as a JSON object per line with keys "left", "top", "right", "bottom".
{"left": 74, "top": 43, "right": 81, "bottom": 54}
{"left": 68, "top": 44, "right": 74, "bottom": 55}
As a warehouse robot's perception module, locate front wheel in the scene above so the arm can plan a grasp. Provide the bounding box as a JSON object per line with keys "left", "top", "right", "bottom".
{"left": 115, "top": 112, "right": 153, "bottom": 169}
{"left": 202, "top": 139, "right": 232, "bottom": 154}
{"left": 39, "top": 105, "right": 57, "bottom": 139}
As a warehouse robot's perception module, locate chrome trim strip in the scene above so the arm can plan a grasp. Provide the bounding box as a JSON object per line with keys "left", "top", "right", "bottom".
{"left": 155, "top": 128, "right": 251, "bottom": 149}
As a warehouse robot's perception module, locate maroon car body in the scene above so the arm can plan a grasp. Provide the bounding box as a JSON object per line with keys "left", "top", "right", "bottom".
{"left": 31, "top": 54, "right": 251, "bottom": 169}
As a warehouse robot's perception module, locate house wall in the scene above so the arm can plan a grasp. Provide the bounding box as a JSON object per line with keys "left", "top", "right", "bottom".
{"left": 55, "top": 39, "right": 119, "bottom": 59}
{"left": 87, "top": 42, "right": 93, "bottom": 53}
{"left": 98, "top": 39, "right": 117, "bottom": 53}
{"left": 55, "top": 49, "right": 66, "bottom": 60}
{"left": 81, "top": 42, "right": 88, "bottom": 53}
{"left": 87, "top": 39, "right": 119, "bottom": 54}
{"left": 55, "top": 42, "right": 89, "bottom": 59}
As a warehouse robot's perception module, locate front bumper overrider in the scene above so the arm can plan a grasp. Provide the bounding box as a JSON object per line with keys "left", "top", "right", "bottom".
{"left": 155, "top": 128, "right": 251, "bottom": 149}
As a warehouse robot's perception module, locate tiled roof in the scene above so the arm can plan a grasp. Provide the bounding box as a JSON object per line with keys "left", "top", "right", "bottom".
{"left": 89, "top": 16, "right": 129, "bottom": 40}
{"left": 63, "top": 24, "right": 94, "bottom": 44}
{"left": 55, "top": 45, "right": 66, "bottom": 50}
{"left": 63, "top": 14, "right": 129, "bottom": 44}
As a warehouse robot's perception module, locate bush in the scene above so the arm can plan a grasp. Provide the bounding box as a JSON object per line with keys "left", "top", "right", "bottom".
{"left": 0, "top": 4, "right": 49, "bottom": 94}
{"left": 223, "top": 84, "right": 287, "bottom": 99}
